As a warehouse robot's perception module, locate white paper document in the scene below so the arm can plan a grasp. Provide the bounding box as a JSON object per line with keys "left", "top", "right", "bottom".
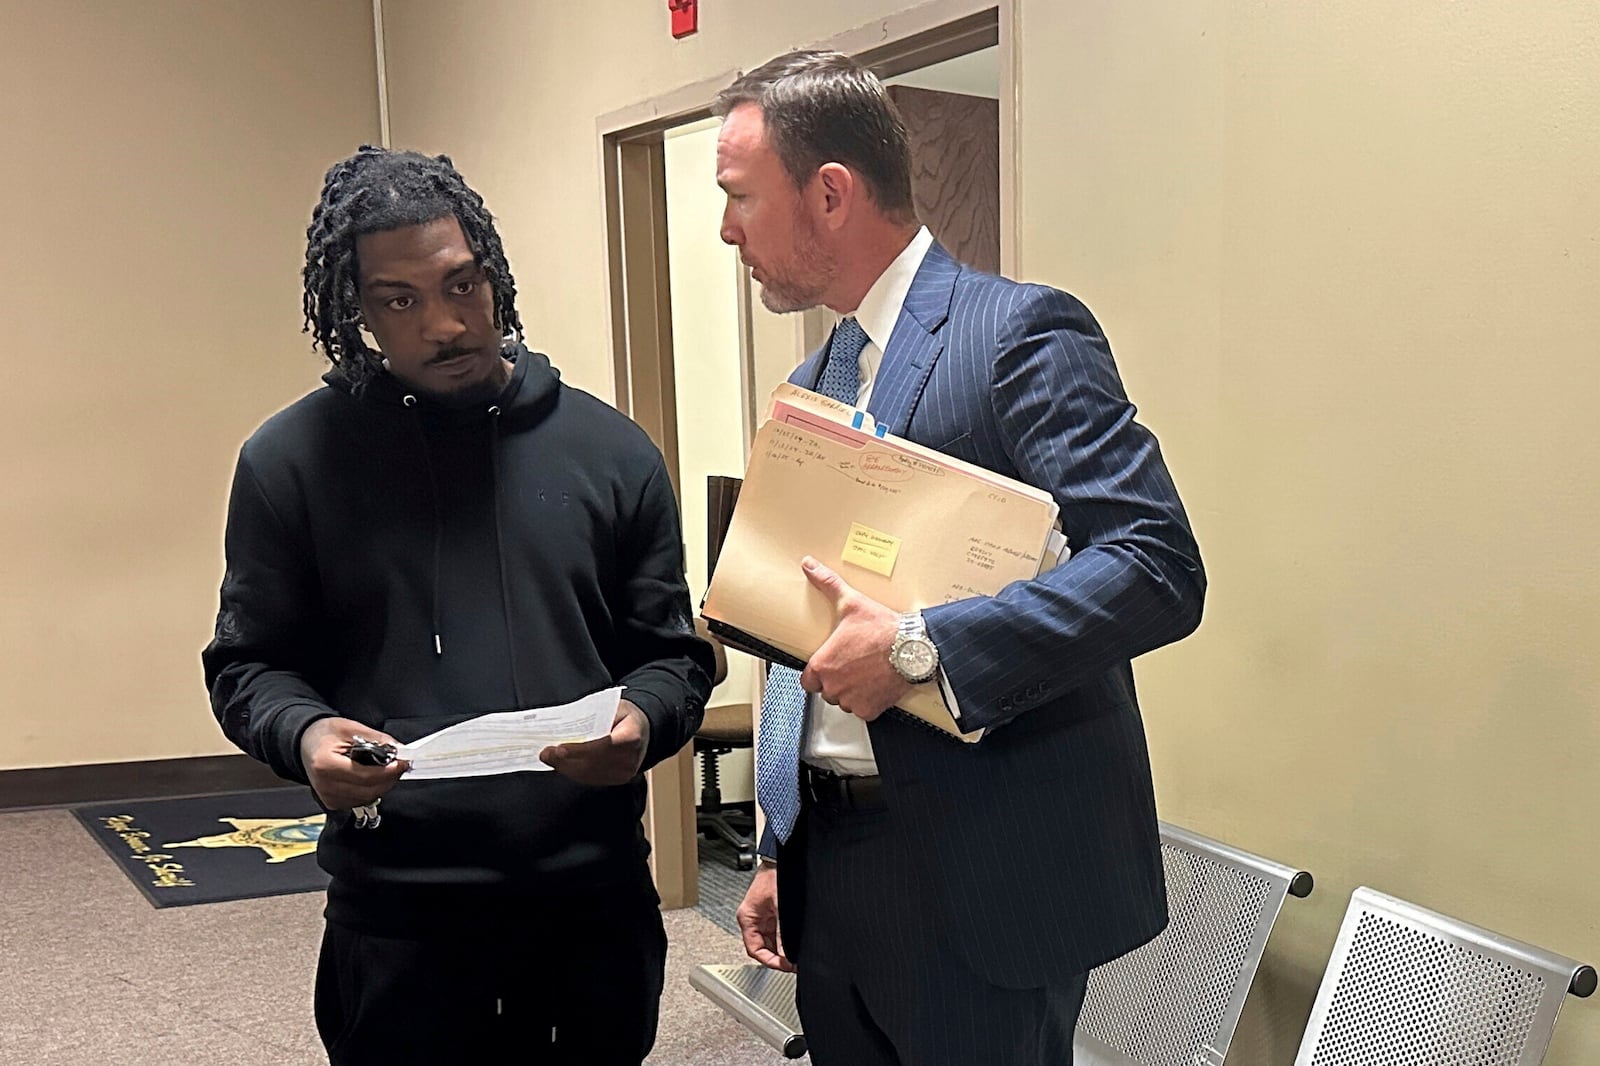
{"left": 396, "top": 687, "right": 622, "bottom": 779}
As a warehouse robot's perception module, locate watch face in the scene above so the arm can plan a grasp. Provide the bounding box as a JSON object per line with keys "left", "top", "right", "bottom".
{"left": 894, "top": 639, "right": 937, "bottom": 680}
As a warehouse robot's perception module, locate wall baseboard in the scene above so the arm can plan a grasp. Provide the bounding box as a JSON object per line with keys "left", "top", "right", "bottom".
{"left": 0, "top": 754, "right": 289, "bottom": 812}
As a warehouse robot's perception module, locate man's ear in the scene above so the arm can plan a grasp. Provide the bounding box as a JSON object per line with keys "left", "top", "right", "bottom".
{"left": 813, "top": 163, "right": 856, "bottom": 231}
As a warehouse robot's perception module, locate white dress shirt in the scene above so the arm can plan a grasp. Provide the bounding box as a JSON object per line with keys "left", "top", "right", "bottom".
{"left": 801, "top": 226, "right": 935, "bottom": 777}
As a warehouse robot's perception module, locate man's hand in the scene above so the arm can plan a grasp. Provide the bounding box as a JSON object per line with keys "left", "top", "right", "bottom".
{"left": 799, "top": 556, "right": 910, "bottom": 721}
{"left": 300, "top": 717, "right": 408, "bottom": 810}
{"left": 736, "top": 865, "right": 795, "bottom": 972}
{"left": 541, "top": 699, "right": 651, "bottom": 786}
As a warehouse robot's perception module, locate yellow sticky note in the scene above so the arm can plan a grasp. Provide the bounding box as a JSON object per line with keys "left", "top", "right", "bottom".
{"left": 842, "top": 522, "right": 901, "bottom": 578}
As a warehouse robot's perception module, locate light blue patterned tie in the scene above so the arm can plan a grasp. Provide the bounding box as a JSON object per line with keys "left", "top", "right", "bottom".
{"left": 756, "top": 318, "right": 868, "bottom": 845}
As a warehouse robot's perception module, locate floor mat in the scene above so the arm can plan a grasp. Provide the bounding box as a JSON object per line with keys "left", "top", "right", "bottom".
{"left": 73, "top": 786, "right": 328, "bottom": 908}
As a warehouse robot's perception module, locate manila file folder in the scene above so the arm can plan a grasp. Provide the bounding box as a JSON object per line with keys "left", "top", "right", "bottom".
{"left": 701, "top": 386, "right": 1061, "bottom": 743}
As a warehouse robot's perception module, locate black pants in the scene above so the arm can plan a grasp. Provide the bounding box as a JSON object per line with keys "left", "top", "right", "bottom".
{"left": 314, "top": 892, "right": 667, "bottom": 1065}
{"left": 790, "top": 802, "right": 1088, "bottom": 1066}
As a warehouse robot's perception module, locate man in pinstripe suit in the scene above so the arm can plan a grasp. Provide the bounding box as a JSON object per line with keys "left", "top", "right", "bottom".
{"left": 715, "top": 50, "right": 1205, "bottom": 1065}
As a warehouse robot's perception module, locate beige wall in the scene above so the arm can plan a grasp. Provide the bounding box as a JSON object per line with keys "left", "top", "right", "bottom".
{"left": 0, "top": 1, "right": 380, "bottom": 768}
{"left": 1020, "top": 2, "right": 1600, "bottom": 1060}
{"left": 664, "top": 119, "right": 759, "bottom": 803}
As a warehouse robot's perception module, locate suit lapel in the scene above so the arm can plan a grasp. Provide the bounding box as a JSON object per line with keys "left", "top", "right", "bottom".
{"left": 790, "top": 340, "right": 827, "bottom": 392}
{"left": 866, "top": 242, "right": 959, "bottom": 437}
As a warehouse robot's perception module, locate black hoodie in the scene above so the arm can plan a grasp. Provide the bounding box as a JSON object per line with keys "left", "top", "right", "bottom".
{"left": 203, "top": 347, "right": 714, "bottom": 933}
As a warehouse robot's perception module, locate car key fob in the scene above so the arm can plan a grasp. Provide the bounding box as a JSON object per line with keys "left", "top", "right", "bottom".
{"left": 346, "top": 736, "right": 398, "bottom": 767}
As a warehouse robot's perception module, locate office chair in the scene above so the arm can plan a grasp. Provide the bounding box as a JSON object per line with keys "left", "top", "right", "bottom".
{"left": 1292, "top": 886, "right": 1595, "bottom": 1065}
{"left": 691, "top": 618, "right": 757, "bottom": 870}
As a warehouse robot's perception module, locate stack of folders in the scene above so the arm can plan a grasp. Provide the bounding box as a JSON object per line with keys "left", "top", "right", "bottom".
{"left": 705, "top": 474, "right": 743, "bottom": 580}
{"left": 701, "top": 384, "right": 1067, "bottom": 743}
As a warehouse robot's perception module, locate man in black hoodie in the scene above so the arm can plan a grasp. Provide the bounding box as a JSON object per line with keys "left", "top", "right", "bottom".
{"left": 203, "top": 146, "right": 715, "bottom": 1065}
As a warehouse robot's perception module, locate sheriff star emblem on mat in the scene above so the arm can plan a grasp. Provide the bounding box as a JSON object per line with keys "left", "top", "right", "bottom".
{"left": 165, "top": 815, "right": 325, "bottom": 863}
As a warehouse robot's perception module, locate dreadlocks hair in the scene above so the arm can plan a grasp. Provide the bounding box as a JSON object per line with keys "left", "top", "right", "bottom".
{"left": 301, "top": 145, "right": 524, "bottom": 391}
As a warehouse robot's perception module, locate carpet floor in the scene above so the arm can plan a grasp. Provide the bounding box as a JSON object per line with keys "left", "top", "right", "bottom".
{"left": 2, "top": 805, "right": 797, "bottom": 1064}
{"left": 694, "top": 834, "right": 758, "bottom": 935}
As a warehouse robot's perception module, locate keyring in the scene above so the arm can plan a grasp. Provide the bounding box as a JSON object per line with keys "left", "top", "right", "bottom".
{"left": 352, "top": 799, "right": 382, "bottom": 829}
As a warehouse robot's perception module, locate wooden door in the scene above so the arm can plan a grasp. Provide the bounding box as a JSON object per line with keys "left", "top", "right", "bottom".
{"left": 887, "top": 84, "right": 1001, "bottom": 274}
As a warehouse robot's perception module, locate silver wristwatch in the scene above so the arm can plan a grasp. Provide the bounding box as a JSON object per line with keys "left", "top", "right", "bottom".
{"left": 889, "top": 610, "right": 940, "bottom": 684}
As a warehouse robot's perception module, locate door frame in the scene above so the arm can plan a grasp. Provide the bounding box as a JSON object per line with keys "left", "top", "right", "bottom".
{"left": 597, "top": 0, "right": 1016, "bottom": 910}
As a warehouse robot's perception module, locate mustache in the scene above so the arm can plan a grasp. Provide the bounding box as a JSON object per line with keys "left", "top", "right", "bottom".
{"left": 427, "top": 347, "right": 475, "bottom": 365}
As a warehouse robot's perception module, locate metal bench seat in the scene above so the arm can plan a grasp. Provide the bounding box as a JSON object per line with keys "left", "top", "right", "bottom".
{"left": 690, "top": 821, "right": 1312, "bottom": 1064}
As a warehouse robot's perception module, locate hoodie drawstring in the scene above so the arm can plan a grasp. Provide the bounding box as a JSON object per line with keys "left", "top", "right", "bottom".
{"left": 486, "top": 405, "right": 527, "bottom": 709}
{"left": 402, "top": 395, "right": 446, "bottom": 658}
{"left": 401, "top": 394, "right": 526, "bottom": 708}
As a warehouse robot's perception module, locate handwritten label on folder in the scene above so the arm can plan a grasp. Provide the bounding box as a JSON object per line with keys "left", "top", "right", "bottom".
{"left": 842, "top": 522, "right": 901, "bottom": 577}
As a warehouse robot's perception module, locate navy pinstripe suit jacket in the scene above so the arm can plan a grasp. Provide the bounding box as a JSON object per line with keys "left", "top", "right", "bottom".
{"left": 777, "top": 241, "right": 1206, "bottom": 989}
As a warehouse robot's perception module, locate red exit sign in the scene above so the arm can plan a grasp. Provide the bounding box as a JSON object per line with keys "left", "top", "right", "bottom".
{"left": 669, "top": 0, "right": 697, "bottom": 39}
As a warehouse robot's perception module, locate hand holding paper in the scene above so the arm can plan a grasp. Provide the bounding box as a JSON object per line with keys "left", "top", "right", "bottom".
{"left": 540, "top": 699, "right": 653, "bottom": 786}
{"left": 397, "top": 687, "right": 622, "bottom": 779}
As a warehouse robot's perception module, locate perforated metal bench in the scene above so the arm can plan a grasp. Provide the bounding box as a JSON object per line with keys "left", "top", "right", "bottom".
{"left": 1291, "top": 886, "right": 1595, "bottom": 1065}
{"left": 1074, "top": 823, "right": 1313, "bottom": 1066}
{"left": 689, "top": 961, "right": 806, "bottom": 1059}
{"left": 690, "top": 821, "right": 1312, "bottom": 1064}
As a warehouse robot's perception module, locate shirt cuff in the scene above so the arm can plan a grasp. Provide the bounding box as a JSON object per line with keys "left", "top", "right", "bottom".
{"left": 937, "top": 666, "right": 963, "bottom": 720}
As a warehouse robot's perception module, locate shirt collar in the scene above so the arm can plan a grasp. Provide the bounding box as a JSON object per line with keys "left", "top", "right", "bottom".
{"left": 850, "top": 226, "right": 934, "bottom": 352}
